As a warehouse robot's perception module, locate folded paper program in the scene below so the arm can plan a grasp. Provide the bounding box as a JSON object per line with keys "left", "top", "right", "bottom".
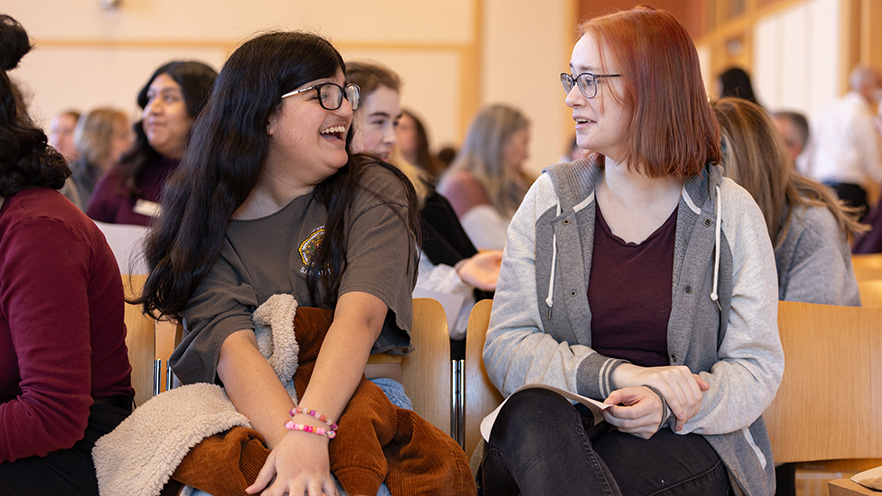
{"left": 852, "top": 465, "right": 882, "bottom": 490}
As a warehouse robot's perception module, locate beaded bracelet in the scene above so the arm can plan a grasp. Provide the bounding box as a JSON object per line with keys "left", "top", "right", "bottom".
{"left": 284, "top": 420, "right": 337, "bottom": 439}
{"left": 289, "top": 406, "right": 338, "bottom": 431}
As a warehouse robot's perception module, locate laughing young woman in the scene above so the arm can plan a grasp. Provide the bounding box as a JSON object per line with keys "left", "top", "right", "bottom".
{"left": 137, "top": 32, "right": 425, "bottom": 496}
{"left": 479, "top": 6, "right": 783, "bottom": 496}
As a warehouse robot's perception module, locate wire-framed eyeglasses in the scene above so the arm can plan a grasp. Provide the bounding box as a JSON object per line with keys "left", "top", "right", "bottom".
{"left": 281, "top": 82, "right": 360, "bottom": 111}
{"left": 560, "top": 72, "right": 622, "bottom": 99}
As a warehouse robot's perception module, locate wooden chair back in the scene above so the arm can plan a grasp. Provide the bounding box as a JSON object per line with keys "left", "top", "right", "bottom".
{"left": 765, "top": 301, "right": 882, "bottom": 463}
{"left": 857, "top": 279, "right": 882, "bottom": 308}
{"left": 121, "top": 274, "right": 182, "bottom": 406}
{"left": 122, "top": 286, "right": 452, "bottom": 427}
{"left": 463, "top": 299, "right": 504, "bottom": 457}
{"left": 401, "top": 297, "right": 453, "bottom": 435}
{"left": 121, "top": 274, "right": 156, "bottom": 407}
{"left": 851, "top": 254, "right": 882, "bottom": 282}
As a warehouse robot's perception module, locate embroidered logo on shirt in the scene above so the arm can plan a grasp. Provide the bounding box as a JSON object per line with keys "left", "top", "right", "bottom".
{"left": 299, "top": 226, "right": 325, "bottom": 267}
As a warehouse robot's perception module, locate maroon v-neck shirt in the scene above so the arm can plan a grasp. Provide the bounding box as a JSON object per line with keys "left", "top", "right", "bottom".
{"left": 587, "top": 205, "right": 677, "bottom": 367}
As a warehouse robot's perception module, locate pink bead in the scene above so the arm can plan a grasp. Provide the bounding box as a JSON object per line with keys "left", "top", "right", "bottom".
{"left": 283, "top": 418, "right": 336, "bottom": 439}
{"left": 290, "top": 406, "right": 338, "bottom": 431}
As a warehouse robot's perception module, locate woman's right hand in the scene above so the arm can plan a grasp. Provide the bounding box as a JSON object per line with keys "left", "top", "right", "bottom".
{"left": 455, "top": 250, "right": 503, "bottom": 291}
{"left": 610, "top": 363, "right": 709, "bottom": 431}
{"left": 246, "top": 430, "right": 338, "bottom": 496}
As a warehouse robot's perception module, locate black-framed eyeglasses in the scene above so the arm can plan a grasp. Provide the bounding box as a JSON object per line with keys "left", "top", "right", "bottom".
{"left": 560, "top": 72, "right": 622, "bottom": 99}
{"left": 281, "top": 82, "right": 360, "bottom": 111}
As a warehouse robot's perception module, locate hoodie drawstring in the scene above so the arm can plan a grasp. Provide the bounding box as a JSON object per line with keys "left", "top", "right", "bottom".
{"left": 544, "top": 183, "right": 722, "bottom": 317}
{"left": 545, "top": 203, "right": 563, "bottom": 319}
{"left": 710, "top": 184, "right": 722, "bottom": 311}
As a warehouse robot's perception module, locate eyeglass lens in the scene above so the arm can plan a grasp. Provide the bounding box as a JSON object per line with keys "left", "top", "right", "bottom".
{"left": 578, "top": 74, "right": 597, "bottom": 97}
{"left": 561, "top": 73, "right": 597, "bottom": 98}
{"left": 318, "top": 84, "right": 342, "bottom": 110}
{"left": 317, "top": 84, "right": 360, "bottom": 111}
{"left": 345, "top": 84, "right": 359, "bottom": 111}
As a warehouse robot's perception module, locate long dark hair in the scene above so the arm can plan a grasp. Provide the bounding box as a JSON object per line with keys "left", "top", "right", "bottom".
{"left": 138, "top": 31, "right": 419, "bottom": 319}
{"left": 117, "top": 60, "right": 217, "bottom": 198}
{"left": 402, "top": 108, "right": 447, "bottom": 183}
{"left": 718, "top": 67, "right": 760, "bottom": 106}
{"left": 0, "top": 14, "right": 69, "bottom": 196}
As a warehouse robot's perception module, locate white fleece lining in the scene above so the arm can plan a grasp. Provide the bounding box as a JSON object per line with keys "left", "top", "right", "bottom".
{"left": 681, "top": 186, "right": 701, "bottom": 214}
{"left": 573, "top": 191, "right": 594, "bottom": 212}
{"left": 742, "top": 427, "right": 767, "bottom": 469}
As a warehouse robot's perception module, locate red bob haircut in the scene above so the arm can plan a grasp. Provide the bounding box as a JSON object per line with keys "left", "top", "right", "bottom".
{"left": 579, "top": 5, "right": 720, "bottom": 178}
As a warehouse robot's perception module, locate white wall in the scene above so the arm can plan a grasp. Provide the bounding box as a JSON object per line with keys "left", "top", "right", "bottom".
{"left": 4, "top": 0, "right": 573, "bottom": 177}
{"left": 482, "top": 0, "right": 575, "bottom": 174}
{"left": 753, "top": 0, "right": 841, "bottom": 116}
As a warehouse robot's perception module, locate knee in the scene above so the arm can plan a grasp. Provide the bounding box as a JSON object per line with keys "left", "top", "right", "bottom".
{"left": 490, "top": 388, "right": 577, "bottom": 444}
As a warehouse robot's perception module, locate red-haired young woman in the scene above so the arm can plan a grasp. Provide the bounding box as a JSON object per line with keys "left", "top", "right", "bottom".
{"left": 478, "top": 6, "right": 783, "bottom": 496}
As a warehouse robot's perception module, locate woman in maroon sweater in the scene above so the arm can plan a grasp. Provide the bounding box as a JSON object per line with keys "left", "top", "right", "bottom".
{"left": 0, "top": 15, "right": 133, "bottom": 495}
{"left": 86, "top": 60, "right": 216, "bottom": 226}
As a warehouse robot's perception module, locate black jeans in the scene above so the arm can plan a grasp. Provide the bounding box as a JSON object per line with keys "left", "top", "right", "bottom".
{"left": 0, "top": 403, "right": 130, "bottom": 496}
{"left": 480, "top": 388, "right": 730, "bottom": 496}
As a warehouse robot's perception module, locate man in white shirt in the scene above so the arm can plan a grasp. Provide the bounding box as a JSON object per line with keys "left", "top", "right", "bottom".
{"left": 804, "top": 65, "right": 882, "bottom": 215}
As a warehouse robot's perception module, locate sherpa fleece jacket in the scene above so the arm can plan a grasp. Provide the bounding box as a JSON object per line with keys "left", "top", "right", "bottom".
{"left": 483, "top": 159, "right": 784, "bottom": 496}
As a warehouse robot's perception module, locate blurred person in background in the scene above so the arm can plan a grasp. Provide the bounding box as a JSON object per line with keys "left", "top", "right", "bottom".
{"left": 46, "top": 108, "right": 84, "bottom": 207}
{"left": 716, "top": 66, "right": 762, "bottom": 107}
{"left": 437, "top": 104, "right": 532, "bottom": 250}
{"left": 86, "top": 60, "right": 216, "bottom": 225}
{"left": 396, "top": 108, "right": 448, "bottom": 185}
{"left": 802, "top": 65, "right": 882, "bottom": 216}
{"left": 48, "top": 108, "right": 80, "bottom": 163}
{"left": 346, "top": 60, "right": 500, "bottom": 358}
{"left": 715, "top": 97, "right": 864, "bottom": 306}
{"left": 70, "top": 107, "right": 134, "bottom": 207}
{"left": 771, "top": 110, "right": 810, "bottom": 166}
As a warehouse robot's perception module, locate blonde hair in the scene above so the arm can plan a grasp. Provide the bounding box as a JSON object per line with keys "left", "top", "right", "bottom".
{"left": 391, "top": 147, "right": 429, "bottom": 208}
{"left": 713, "top": 97, "right": 867, "bottom": 246}
{"left": 74, "top": 107, "right": 129, "bottom": 166}
{"left": 443, "top": 104, "right": 530, "bottom": 218}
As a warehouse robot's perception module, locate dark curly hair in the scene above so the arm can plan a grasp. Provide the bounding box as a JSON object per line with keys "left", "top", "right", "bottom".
{"left": 0, "top": 14, "right": 69, "bottom": 197}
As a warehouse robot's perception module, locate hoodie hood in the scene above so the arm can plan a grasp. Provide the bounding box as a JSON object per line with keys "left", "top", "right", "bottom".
{"left": 542, "top": 160, "right": 725, "bottom": 318}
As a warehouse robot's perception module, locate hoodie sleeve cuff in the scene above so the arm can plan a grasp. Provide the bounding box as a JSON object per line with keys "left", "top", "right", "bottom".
{"left": 576, "top": 353, "right": 628, "bottom": 399}
{"left": 642, "top": 384, "right": 674, "bottom": 432}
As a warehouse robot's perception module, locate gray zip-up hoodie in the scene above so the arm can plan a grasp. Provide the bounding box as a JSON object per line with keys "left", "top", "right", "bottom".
{"left": 483, "top": 160, "right": 784, "bottom": 495}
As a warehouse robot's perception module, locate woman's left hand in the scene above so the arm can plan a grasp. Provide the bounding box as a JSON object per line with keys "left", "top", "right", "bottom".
{"left": 601, "top": 386, "right": 664, "bottom": 439}
{"left": 246, "top": 430, "right": 337, "bottom": 496}
{"left": 609, "top": 363, "right": 708, "bottom": 431}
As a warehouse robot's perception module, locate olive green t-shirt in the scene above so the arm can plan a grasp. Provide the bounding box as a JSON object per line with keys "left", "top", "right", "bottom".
{"left": 171, "top": 165, "right": 415, "bottom": 385}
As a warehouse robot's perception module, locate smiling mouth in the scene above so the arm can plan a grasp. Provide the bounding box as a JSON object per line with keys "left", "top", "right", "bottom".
{"left": 321, "top": 125, "right": 346, "bottom": 140}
